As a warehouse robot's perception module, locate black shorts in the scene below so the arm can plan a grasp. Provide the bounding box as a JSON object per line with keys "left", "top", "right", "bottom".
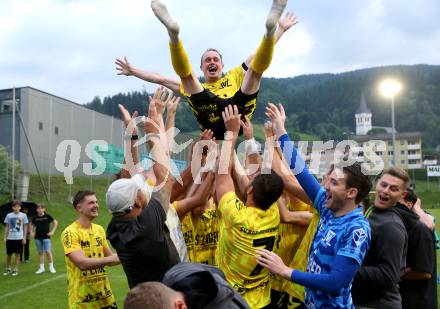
{"left": 6, "top": 239, "right": 23, "bottom": 255}
{"left": 188, "top": 88, "right": 258, "bottom": 139}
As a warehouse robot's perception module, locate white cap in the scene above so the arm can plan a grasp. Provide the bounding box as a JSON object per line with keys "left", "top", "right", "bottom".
{"left": 105, "top": 174, "right": 153, "bottom": 215}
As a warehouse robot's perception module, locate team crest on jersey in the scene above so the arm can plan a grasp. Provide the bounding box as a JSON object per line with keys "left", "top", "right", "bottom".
{"left": 353, "top": 228, "right": 367, "bottom": 247}
{"left": 322, "top": 230, "right": 336, "bottom": 247}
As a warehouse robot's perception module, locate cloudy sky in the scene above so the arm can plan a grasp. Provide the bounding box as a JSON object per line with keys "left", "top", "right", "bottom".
{"left": 1, "top": 0, "right": 439, "bottom": 104}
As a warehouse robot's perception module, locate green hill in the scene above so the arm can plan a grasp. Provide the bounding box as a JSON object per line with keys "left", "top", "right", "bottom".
{"left": 85, "top": 64, "right": 440, "bottom": 153}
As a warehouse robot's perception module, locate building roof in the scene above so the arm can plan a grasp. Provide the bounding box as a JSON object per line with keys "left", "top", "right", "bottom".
{"left": 0, "top": 86, "right": 118, "bottom": 120}
{"left": 356, "top": 94, "right": 371, "bottom": 114}
{"left": 352, "top": 131, "right": 422, "bottom": 142}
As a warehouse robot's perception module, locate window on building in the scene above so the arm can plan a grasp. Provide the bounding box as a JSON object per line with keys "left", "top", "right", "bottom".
{"left": 401, "top": 160, "right": 405, "bottom": 164}
{"left": 38, "top": 122, "right": 43, "bottom": 130}
{"left": 400, "top": 140, "right": 405, "bottom": 145}
{"left": 54, "top": 126, "right": 59, "bottom": 135}
{"left": 408, "top": 159, "right": 417, "bottom": 164}
{"left": 401, "top": 150, "right": 405, "bottom": 155}
{"left": 388, "top": 151, "right": 394, "bottom": 156}
{"left": 408, "top": 150, "right": 416, "bottom": 155}
{"left": 0, "top": 99, "right": 20, "bottom": 113}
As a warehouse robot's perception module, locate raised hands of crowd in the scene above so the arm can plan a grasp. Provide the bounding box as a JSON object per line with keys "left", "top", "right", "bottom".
{"left": 265, "top": 103, "right": 287, "bottom": 139}
{"left": 240, "top": 115, "right": 254, "bottom": 141}
{"left": 222, "top": 105, "right": 241, "bottom": 138}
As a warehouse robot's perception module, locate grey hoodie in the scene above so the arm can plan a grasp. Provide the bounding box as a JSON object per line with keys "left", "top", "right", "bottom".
{"left": 163, "top": 263, "right": 250, "bottom": 309}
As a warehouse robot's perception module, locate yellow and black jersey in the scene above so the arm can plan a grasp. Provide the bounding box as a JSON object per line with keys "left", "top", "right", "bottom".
{"left": 271, "top": 197, "right": 312, "bottom": 293}
{"left": 217, "top": 191, "right": 280, "bottom": 308}
{"left": 173, "top": 200, "right": 220, "bottom": 266}
{"left": 61, "top": 221, "right": 116, "bottom": 309}
{"left": 181, "top": 63, "right": 257, "bottom": 139}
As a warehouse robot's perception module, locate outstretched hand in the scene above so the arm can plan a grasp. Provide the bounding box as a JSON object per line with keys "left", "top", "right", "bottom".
{"left": 265, "top": 103, "right": 287, "bottom": 139}
{"left": 115, "top": 56, "right": 134, "bottom": 76}
{"left": 118, "top": 104, "right": 138, "bottom": 135}
{"left": 278, "top": 12, "right": 298, "bottom": 32}
{"left": 165, "top": 93, "right": 181, "bottom": 115}
{"left": 222, "top": 105, "right": 241, "bottom": 137}
{"left": 143, "top": 88, "right": 164, "bottom": 135}
{"left": 240, "top": 115, "right": 254, "bottom": 140}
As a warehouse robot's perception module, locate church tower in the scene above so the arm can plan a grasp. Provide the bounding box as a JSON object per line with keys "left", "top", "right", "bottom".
{"left": 355, "top": 94, "right": 372, "bottom": 135}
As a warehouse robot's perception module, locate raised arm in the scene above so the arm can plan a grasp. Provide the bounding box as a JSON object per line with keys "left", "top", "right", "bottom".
{"left": 277, "top": 196, "right": 312, "bottom": 226}
{"left": 215, "top": 105, "right": 241, "bottom": 203}
{"left": 241, "top": 115, "right": 261, "bottom": 169}
{"left": 118, "top": 104, "right": 140, "bottom": 178}
{"left": 142, "top": 88, "right": 173, "bottom": 210}
{"left": 173, "top": 172, "right": 214, "bottom": 217}
{"left": 115, "top": 56, "right": 181, "bottom": 93}
{"left": 266, "top": 103, "right": 321, "bottom": 204}
{"left": 244, "top": 12, "right": 298, "bottom": 66}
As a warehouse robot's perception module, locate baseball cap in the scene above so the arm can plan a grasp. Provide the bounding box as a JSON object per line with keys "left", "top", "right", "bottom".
{"left": 106, "top": 174, "right": 154, "bottom": 215}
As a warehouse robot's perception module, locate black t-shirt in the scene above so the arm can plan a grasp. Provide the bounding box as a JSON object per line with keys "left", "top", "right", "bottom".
{"left": 399, "top": 220, "right": 437, "bottom": 309}
{"left": 32, "top": 213, "right": 54, "bottom": 239}
{"left": 107, "top": 198, "right": 180, "bottom": 288}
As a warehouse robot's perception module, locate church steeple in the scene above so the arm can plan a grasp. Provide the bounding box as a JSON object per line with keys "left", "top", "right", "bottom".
{"left": 355, "top": 94, "right": 372, "bottom": 135}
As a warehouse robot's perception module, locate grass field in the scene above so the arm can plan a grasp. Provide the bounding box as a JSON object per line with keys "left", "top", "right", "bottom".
{"left": 0, "top": 175, "right": 439, "bottom": 308}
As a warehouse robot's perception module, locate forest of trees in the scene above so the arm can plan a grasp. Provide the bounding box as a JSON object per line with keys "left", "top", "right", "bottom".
{"left": 85, "top": 64, "right": 440, "bottom": 154}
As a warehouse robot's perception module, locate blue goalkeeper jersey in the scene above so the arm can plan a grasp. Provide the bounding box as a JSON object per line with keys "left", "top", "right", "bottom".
{"left": 305, "top": 188, "right": 370, "bottom": 308}
{"left": 278, "top": 134, "right": 371, "bottom": 309}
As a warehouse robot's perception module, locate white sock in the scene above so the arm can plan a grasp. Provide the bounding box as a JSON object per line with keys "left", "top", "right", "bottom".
{"left": 40, "top": 264, "right": 45, "bottom": 269}
{"left": 49, "top": 262, "right": 54, "bottom": 268}
{"left": 151, "top": 0, "right": 180, "bottom": 43}
{"left": 266, "top": 0, "right": 288, "bottom": 37}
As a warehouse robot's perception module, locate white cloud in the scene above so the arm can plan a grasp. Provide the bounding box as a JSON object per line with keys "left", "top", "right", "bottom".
{"left": 0, "top": 0, "right": 439, "bottom": 103}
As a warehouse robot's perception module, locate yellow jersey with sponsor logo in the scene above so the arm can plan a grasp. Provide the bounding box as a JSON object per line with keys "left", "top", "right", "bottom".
{"left": 284, "top": 208, "right": 320, "bottom": 307}
{"left": 181, "top": 65, "right": 257, "bottom": 133}
{"left": 271, "top": 197, "right": 312, "bottom": 293}
{"left": 61, "top": 221, "right": 116, "bottom": 309}
{"left": 173, "top": 200, "right": 220, "bottom": 266}
{"left": 217, "top": 192, "right": 280, "bottom": 308}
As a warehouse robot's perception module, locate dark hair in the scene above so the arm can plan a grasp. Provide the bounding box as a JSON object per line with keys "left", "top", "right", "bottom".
{"left": 252, "top": 170, "right": 284, "bottom": 211}
{"left": 381, "top": 166, "right": 409, "bottom": 188}
{"left": 11, "top": 200, "right": 22, "bottom": 207}
{"left": 124, "top": 282, "right": 175, "bottom": 309}
{"left": 73, "top": 191, "right": 96, "bottom": 209}
{"left": 340, "top": 162, "right": 372, "bottom": 204}
{"left": 37, "top": 203, "right": 46, "bottom": 209}
{"left": 200, "top": 48, "right": 223, "bottom": 65}
{"left": 404, "top": 188, "right": 418, "bottom": 205}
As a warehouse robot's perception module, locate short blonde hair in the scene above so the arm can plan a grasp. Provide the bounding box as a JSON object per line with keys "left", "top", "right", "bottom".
{"left": 124, "top": 282, "right": 176, "bottom": 309}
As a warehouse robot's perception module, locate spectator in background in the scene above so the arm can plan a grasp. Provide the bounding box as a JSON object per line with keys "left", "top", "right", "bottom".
{"left": 31, "top": 204, "right": 58, "bottom": 274}
{"left": 399, "top": 189, "right": 437, "bottom": 309}
{"left": 20, "top": 205, "right": 31, "bottom": 263}
{"left": 61, "top": 191, "right": 119, "bottom": 309}
{"left": 3, "top": 200, "right": 28, "bottom": 276}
